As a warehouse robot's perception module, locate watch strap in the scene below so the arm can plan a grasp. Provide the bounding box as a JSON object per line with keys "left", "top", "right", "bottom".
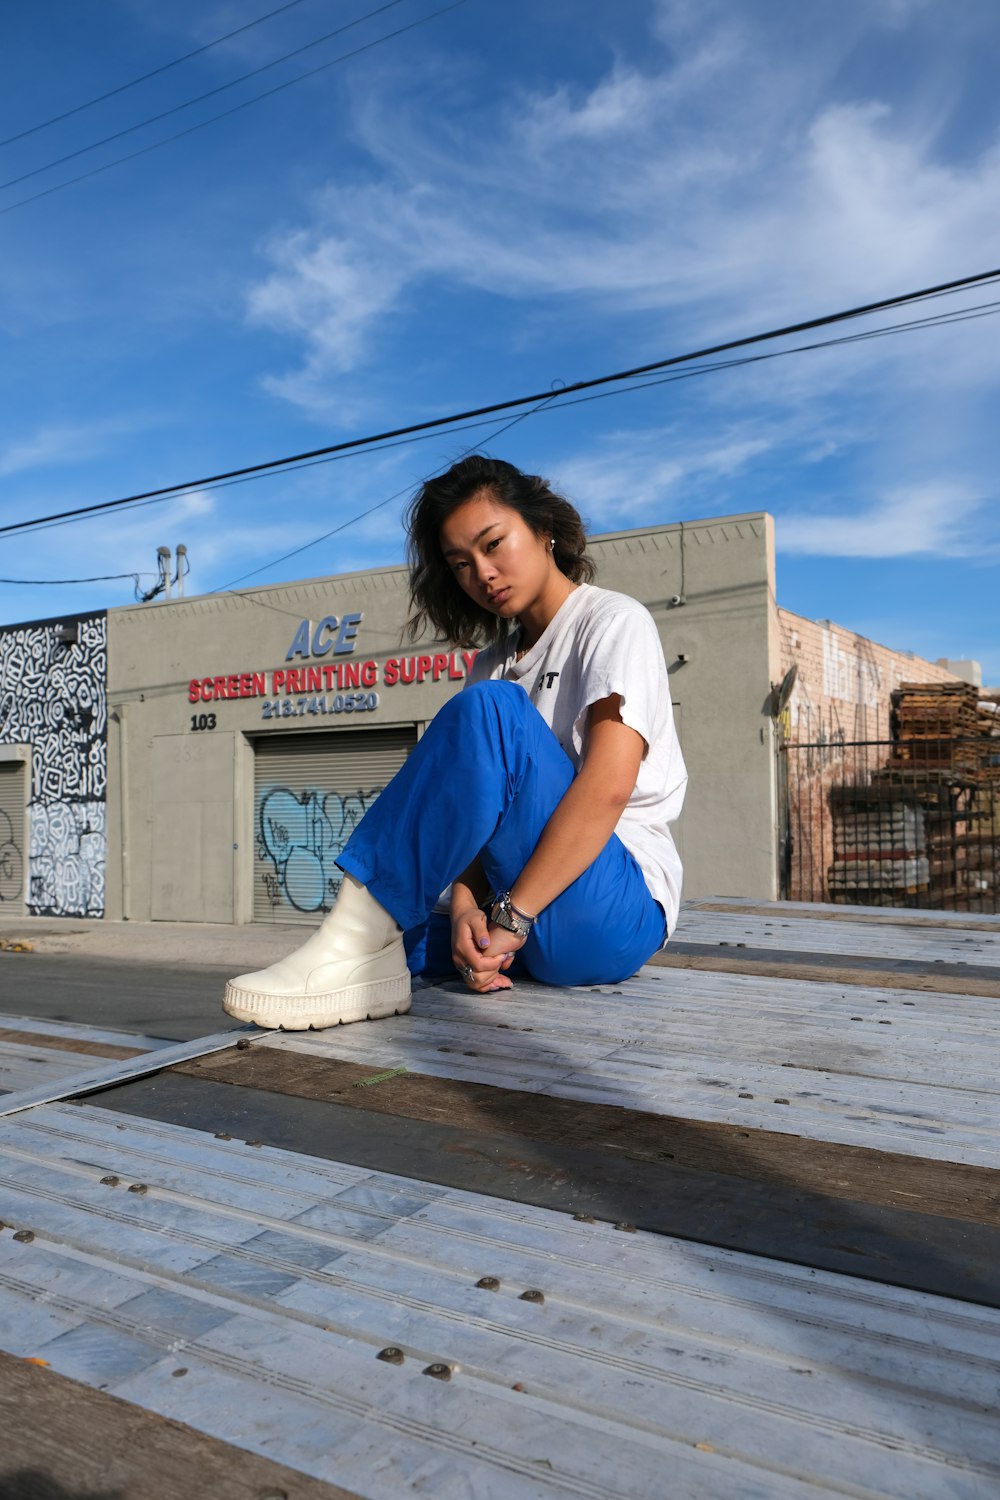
{"left": 484, "top": 890, "right": 535, "bottom": 939}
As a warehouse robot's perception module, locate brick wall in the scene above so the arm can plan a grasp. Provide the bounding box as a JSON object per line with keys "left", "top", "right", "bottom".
{"left": 776, "top": 611, "right": 960, "bottom": 902}
{"left": 777, "top": 611, "right": 959, "bottom": 744}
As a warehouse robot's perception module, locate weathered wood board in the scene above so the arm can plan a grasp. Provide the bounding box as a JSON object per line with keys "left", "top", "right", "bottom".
{"left": 235, "top": 965, "right": 1000, "bottom": 1164}
{"left": 1, "top": 1105, "right": 998, "bottom": 1500}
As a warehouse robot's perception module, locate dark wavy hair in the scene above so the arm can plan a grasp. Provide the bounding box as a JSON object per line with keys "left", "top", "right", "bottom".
{"left": 405, "top": 455, "right": 595, "bottom": 646}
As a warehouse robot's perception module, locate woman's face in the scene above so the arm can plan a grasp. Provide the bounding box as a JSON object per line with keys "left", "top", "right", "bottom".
{"left": 439, "top": 489, "right": 558, "bottom": 625}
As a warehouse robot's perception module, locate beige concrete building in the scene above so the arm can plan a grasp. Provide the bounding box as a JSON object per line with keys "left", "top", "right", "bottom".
{"left": 61, "top": 508, "right": 969, "bottom": 928}
{"left": 2, "top": 512, "right": 982, "bottom": 926}
{"left": 104, "top": 512, "right": 783, "bottom": 925}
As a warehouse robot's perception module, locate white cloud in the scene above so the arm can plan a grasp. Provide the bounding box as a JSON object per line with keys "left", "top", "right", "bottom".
{"left": 518, "top": 65, "right": 668, "bottom": 145}
{"left": 779, "top": 483, "right": 996, "bottom": 558}
{"left": 0, "top": 421, "right": 133, "bottom": 479}
{"left": 248, "top": 228, "right": 406, "bottom": 377}
{"left": 555, "top": 427, "right": 776, "bottom": 526}
{"left": 245, "top": 7, "right": 1000, "bottom": 415}
{"left": 230, "top": 0, "right": 1000, "bottom": 621}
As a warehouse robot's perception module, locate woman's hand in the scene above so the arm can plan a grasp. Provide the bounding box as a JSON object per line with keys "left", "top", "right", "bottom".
{"left": 451, "top": 904, "right": 522, "bottom": 992}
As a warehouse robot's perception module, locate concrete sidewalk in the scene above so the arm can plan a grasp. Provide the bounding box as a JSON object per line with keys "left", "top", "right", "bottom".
{"left": 0, "top": 914, "right": 308, "bottom": 969}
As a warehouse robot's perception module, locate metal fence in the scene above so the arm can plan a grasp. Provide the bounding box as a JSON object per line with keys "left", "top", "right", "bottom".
{"left": 780, "top": 736, "right": 1000, "bottom": 913}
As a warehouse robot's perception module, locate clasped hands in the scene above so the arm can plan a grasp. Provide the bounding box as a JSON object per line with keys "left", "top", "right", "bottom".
{"left": 451, "top": 903, "right": 525, "bottom": 993}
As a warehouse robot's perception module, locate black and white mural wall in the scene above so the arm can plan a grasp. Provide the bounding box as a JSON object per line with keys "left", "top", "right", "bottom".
{"left": 0, "top": 612, "right": 107, "bottom": 917}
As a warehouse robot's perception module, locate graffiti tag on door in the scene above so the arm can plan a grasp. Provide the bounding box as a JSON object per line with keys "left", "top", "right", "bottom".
{"left": 0, "top": 809, "right": 23, "bottom": 904}
{"left": 0, "top": 612, "right": 107, "bottom": 917}
{"left": 257, "top": 786, "right": 383, "bottom": 913}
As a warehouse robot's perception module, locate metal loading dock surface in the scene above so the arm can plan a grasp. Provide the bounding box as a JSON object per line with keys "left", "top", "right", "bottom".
{"left": 0, "top": 897, "right": 998, "bottom": 1499}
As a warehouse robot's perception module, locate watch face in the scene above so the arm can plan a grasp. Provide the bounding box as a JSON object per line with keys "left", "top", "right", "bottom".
{"left": 490, "top": 899, "right": 518, "bottom": 934}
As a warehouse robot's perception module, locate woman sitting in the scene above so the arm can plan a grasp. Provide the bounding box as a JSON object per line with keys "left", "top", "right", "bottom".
{"left": 224, "top": 454, "right": 686, "bottom": 1028}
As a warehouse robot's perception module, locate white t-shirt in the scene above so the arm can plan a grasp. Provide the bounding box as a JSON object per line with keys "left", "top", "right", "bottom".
{"left": 467, "top": 583, "right": 687, "bottom": 935}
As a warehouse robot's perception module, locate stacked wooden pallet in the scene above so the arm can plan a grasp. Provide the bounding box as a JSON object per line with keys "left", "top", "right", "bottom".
{"left": 889, "top": 681, "right": 981, "bottom": 774}
{"left": 978, "top": 697, "right": 1000, "bottom": 784}
{"left": 865, "top": 682, "right": 997, "bottom": 909}
{"left": 816, "top": 684, "right": 997, "bottom": 911}
{"left": 951, "top": 830, "right": 996, "bottom": 904}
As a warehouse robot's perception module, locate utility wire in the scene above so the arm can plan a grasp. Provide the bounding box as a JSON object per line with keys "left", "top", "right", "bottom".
{"left": 570, "top": 297, "right": 1000, "bottom": 399}
{"left": 0, "top": 570, "right": 148, "bottom": 602}
{"left": 0, "top": 0, "right": 408, "bottom": 194}
{"left": 0, "top": 572, "right": 147, "bottom": 584}
{"left": 9, "top": 290, "right": 998, "bottom": 596}
{"left": 0, "top": 0, "right": 469, "bottom": 218}
{"left": 171, "top": 293, "right": 1000, "bottom": 501}
{"left": 0, "top": 0, "right": 317, "bottom": 149}
{"left": 1, "top": 264, "right": 997, "bottom": 542}
{"left": 5, "top": 289, "right": 1000, "bottom": 551}
{"left": 0, "top": 396, "right": 555, "bottom": 616}
{"left": 214, "top": 388, "right": 565, "bottom": 591}
{"left": 207, "top": 298, "right": 1000, "bottom": 589}
{"left": 6, "top": 286, "right": 999, "bottom": 612}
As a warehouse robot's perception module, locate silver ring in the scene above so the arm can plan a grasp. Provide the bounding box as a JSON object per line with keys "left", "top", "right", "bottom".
{"left": 459, "top": 964, "right": 474, "bottom": 980}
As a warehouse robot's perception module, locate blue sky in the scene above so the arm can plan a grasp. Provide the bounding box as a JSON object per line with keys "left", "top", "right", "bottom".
{"left": 2, "top": 0, "right": 999, "bottom": 679}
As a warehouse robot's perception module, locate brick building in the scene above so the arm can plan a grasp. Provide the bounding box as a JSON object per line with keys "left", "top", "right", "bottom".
{"left": 775, "top": 611, "right": 994, "bottom": 908}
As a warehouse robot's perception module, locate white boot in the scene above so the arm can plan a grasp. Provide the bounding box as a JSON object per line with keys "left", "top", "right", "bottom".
{"left": 223, "top": 874, "right": 411, "bottom": 1030}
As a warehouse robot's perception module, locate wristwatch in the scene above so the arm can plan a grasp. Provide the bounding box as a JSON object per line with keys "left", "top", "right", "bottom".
{"left": 485, "top": 890, "right": 536, "bottom": 939}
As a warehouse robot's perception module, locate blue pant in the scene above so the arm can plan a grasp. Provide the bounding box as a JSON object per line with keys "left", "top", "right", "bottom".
{"left": 338, "top": 680, "right": 666, "bottom": 987}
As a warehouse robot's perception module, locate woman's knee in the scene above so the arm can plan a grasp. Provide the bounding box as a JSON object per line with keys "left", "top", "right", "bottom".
{"left": 460, "top": 678, "right": 526, "bottom": 708}
{"left": 438, "top": 677, "right": 531, "bottom": 727}
{"left": 524, "top": 900, "right": 665, "bottom": 988}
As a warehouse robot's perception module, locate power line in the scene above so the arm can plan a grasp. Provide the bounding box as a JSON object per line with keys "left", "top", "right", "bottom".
{"left": 0, "top": 0, "right": 316, "bottom": 149}
{"left": 0, "top": 0, "right": 408, "bottom": 195}
{"left": 192, "top": 292, "right": 1000, "bottom": 514}
{"left": 0, "top": 397, "right": 553, "bottom": 618}
{"left": 0, "top": 0, "right": 469, "bottom": 218}
{"left": 5, "top": 287, "right": 1000, "bottom": 551}
{"left": 0, "top": 572, "right": 147, "bottom": 584}
{"left": 0, "top": 569, "right": 148, "bottom": 602}
{"left": 214, "top": 388, "right": 564, "bottom": 591}
{"left": 16, "top": 292, "right": 997, "bottom": 557}
{"left": 38, "top": 283, "right": 992, "bottom": 602}
{"left": 207, "top": 297, "right": 1000, "bottom": 589}
{"left": 1, "top": 264, "right": 997, "bottom": 542}
{"left": 5, "top": 287, "right": 999, "bottom": 605}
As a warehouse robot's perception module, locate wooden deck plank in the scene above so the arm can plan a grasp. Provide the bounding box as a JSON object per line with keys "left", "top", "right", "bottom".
{"left": 0, "top": 1027, "right": 145, "bottom": 1060}
{"left": 90, "top": 1069, "right": 1000, "bottom": 1308}
{"left": 3, "top": 899, "right": 997, "bottom": 1494}
{"left": 648, "top": 947, "right": 1000, "bottom": 998}
{"left": 0, "top": 1028, "right": 251, "bottom": 1118}
{"left": 0, "top": 1016, "right": 172, "bottom": 1107}
{"left": 0, "top": 1014, "right": 174, "bottom": 1052}
{"left": 204, "top": 967, "right": 1000, "bottom": 1165}
{"left": 1, "top": 1105, "right": 998, "bottom": 1500}
{"left": 685, "top": 897, "right": 1000, "bottom": 933}
{"left": 175, "top": 1047, "right": 1000, "bottom": 1229}
{"left": 671, "top": 909, "right": 1000, "bottom": 966}
{"left": 0, "top": 1349, "right": 359, "bottom": 1500}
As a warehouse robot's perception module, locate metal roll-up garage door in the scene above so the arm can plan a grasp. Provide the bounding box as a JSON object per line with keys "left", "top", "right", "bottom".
{"left": 0, "top": 760, "right": 27, "bottom": 916}
{"left": 253, "top": 726, "right": 416, "bottom": 923}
